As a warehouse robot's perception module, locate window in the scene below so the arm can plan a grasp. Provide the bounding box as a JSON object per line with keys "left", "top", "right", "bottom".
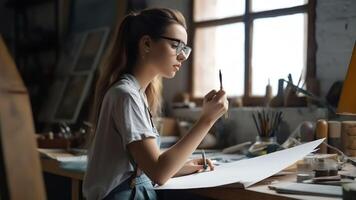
{"left": 191, "top": 0, "right": 315, "bottom": 105}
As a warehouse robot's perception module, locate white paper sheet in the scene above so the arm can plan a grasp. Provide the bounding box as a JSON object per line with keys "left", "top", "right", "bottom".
{"left": 155, "top": 139, "right": 324, "bottom": 190}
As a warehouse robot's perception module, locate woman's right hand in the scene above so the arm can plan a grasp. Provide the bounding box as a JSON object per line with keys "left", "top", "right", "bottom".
{"left": 200, "top": 89, "right": 228, "bottom": 124}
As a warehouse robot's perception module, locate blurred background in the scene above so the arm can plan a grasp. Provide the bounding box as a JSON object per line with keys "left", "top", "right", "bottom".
{"left": 0, "top": 0, "right": 355, "bottom": 131}
{"left": 1, "top": 0, "right": 356, "bottom": 199}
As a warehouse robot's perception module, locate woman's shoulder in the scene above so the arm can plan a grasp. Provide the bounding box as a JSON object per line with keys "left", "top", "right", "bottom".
{"left": 108, "top": 75, "right": 141, "bottom": 100}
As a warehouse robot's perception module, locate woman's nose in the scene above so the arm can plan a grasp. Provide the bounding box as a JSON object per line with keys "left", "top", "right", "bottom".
{"left": 177, "top": 51, "right": 187, "bottom": 62}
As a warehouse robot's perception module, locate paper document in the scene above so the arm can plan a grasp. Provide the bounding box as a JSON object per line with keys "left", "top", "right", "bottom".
{"left": 38, "top": 148, "right": 87, "bottom": 162}
{"left": 155, "top": 139, "right": 324, "bottom": 190}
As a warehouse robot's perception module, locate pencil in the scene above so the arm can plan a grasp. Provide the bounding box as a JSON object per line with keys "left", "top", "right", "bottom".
{"left": 219, "top": 69, "right": 228, "bottom": 119}
{"left": 202, "top": 149, "right": 208, "bottom": 170}
{"left": 252, "top": 113, "right": 261, "bottom": 136}
{"left": 219, "top": 69, "right": 223, "bottom": 90}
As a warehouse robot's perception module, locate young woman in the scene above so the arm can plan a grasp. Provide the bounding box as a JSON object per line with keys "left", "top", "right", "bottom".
{"left": 83, "top": 8, "right": 228, "bottom": 200}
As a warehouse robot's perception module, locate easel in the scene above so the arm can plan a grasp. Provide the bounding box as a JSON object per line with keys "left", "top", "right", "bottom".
{"left": 0, "top": 35, "right": 46, "bottom": 199}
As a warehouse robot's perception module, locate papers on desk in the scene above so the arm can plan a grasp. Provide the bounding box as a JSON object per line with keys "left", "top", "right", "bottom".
{"left": 38, "top": 148, "right": 88, "bottom": 172}
{"left": 155, "top": 139, "right": 324, "bottom": 190}
{"left": 38, "top": 148, "right": 87, "bottom": 162}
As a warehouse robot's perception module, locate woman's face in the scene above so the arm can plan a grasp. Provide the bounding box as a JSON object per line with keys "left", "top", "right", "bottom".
{"left": 148, "top": 24, "right": 188, "bottom": 78}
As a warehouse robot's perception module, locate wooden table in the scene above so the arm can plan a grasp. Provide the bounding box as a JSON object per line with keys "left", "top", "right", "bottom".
{"left": 41, "top": 158, "right": 84, "bottom": 200}
{"left": 192, "top": 173, "right": 342, "bottom": 200}
{"left": 41, "top": 158, "right": 352, "bottom": 200}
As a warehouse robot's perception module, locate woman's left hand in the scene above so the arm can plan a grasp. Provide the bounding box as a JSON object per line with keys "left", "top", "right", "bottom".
{"left": 174, "top": 158, "right": 215, "bottom": 177}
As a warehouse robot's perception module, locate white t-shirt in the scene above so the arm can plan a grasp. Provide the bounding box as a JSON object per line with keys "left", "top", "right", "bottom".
{"left": 83, "top": 74, "right": 159, "bottom": 200}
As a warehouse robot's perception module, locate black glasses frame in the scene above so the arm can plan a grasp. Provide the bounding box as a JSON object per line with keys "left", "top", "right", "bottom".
{"left": 159, "top": 36, "right": 192, "bottom": 58}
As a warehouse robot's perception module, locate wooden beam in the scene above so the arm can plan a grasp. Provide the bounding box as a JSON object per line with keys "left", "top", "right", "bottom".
{"left": 195, "top": 15, "right": 244, "bottom": 28}
{"left": 306, "top": 0, "right": 316, "bottom": 79}
{"left": 0, "top": 35, "right": 46, "bottom": 200}
{"left": 250, "top": 5, "right": 308, "bottom": 19}
{"left": 244, "top": 0, "right": 252, "bottom": 97}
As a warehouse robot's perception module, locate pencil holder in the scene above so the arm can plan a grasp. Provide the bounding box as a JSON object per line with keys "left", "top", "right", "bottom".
{"left": 248, "top": 109, "right": 283, "bottom": 157}
{"left": 247, "top": 136, "right": 280, "bottom": 157}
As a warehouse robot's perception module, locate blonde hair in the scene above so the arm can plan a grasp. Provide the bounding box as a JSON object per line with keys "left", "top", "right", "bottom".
{"left": 89, "top": 8, "right": 187, "bottom": 144}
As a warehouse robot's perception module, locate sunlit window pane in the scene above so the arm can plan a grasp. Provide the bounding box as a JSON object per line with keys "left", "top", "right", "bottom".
{"left": 193, "top": 23, "right": 245, "bottom": 97}
{"left": 194, "top": 0, "right": 245, "bottom": 22}
{"left": 252, "top": 0, "right": 307, "bottom": 12}
{"left": 251, "top": 13, "right": 307, "bottom": 96}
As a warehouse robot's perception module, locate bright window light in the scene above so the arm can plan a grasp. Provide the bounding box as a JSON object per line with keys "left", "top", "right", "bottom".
{"left": 251, "top": 13, "right": 307, "bottom": 95}
{"left": 193, "top": 23, "right": 245, "bottom": 97}
{"left": 194, "top": 0, "right": 245, "bottom": 22}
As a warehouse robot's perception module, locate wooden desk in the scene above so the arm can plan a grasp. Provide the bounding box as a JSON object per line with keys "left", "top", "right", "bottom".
{"left": 41, "top": 158, "right": 351, "bottom": 200}
{"left": 41, "top": 158, "right": 84, "bottom": 200}
{"left": 192, "top": 173, "right": 341, "bottom": 200}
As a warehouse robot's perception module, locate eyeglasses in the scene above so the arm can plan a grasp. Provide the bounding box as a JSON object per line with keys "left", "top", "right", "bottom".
{"left": 159, "top": 36, "right": 192, "bottom": 58}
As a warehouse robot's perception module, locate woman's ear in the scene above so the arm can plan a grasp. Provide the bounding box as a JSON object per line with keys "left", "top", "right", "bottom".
{"left": 140, "top": 35, "right": 152, "bottom": 54}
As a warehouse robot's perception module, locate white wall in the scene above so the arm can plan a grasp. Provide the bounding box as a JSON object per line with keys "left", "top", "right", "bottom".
{"left": 316, "top": 0, "right": 356, "bottom": 97}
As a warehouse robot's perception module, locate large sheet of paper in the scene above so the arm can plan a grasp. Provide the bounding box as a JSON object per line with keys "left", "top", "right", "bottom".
{"left": 155, "top": 139, "right": 324, "bottom": 190}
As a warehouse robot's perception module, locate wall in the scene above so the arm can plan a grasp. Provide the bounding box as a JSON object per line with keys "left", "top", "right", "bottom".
{"left": 316, "top": 0, "right": 356, "bottom": 97}
{"left": 0, "top": 0, "right": 14, "bottom": 49}
{"left": 70, "top": 0, "right": 118, "bottom": 32}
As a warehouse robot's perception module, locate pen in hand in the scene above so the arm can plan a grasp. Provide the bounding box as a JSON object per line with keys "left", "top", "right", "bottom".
{"left": 219, "top": 69, "right": 228, "bottom": 119}
{"left": 202, "top": 149, "right": 208, "bottom": 170}
{"left": 219, "top": 69, "right": 223, "bottom": 91}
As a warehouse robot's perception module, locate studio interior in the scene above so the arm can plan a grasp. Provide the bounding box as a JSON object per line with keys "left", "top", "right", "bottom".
{"left": 1, "top": 0, "right": 356, "bottom": 200}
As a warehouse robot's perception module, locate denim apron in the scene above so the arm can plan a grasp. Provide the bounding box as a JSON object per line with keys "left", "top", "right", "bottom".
{"left": 103, "top": 166, "right": 158, "bottom": 200}
{"left": 104, "top": 125, "right": 160, "bottom": 200}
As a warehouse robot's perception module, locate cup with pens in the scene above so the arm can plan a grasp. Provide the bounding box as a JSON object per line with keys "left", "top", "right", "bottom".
{"left": 247, "top": 109, "right": 283, "bottom": 157}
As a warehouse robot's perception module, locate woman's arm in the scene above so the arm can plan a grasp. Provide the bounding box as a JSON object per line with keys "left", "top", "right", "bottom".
{"left": 128, "top": 90, "right": 228, "bottom": 185}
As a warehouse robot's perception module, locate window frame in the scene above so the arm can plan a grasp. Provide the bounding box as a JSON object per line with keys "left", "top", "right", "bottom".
{"left": 189, "top": 0, "right": 316, "bottom": 106}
